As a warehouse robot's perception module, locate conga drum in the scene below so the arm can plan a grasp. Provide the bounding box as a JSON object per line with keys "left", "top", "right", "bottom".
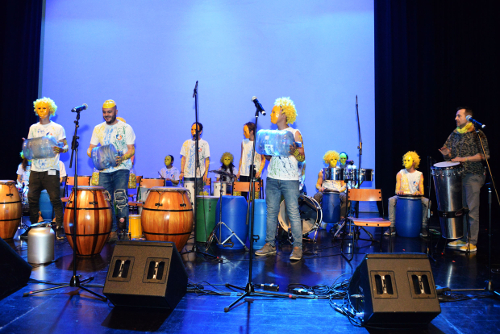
{"left": 141, "top": 187, "right": 193, "bottom": 252}
{"left": 0, "top": 180, "right": 22, "bottom": 239}
{"left": 63, "top": 186, "right": 112, "bottom": 256}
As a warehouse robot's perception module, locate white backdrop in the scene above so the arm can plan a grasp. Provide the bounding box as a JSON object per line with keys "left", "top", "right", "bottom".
{"left": 40, "top": 0, "right": 375, "bottom": 196}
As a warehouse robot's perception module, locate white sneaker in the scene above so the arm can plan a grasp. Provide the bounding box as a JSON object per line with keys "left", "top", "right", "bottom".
{"left": 447, "top": 240, "right": 466, "bottom": 247}
{"left": 459, "top": 243, "right": 477, "bottom": 252}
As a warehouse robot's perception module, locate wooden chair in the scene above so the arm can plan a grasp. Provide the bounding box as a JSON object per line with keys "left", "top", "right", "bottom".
{"left": 232, "top": 180, "right": 263, "bottom": 199}
{"left": 343, "top": 189, "right": 392, "bottom": 257}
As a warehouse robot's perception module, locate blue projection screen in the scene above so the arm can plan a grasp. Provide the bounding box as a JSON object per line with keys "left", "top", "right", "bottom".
{"left": 40, "top": 0, "right": 374, "bottom": 198}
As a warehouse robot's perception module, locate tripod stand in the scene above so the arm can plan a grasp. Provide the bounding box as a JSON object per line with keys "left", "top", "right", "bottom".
{"left": 23, "top": 107, "right": 106, "bottom": 300}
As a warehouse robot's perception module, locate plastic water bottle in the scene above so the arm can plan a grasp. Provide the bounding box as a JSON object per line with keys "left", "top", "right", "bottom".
{"left": 91, "top": 144, "right": 118, "bottom": 170}
{"left": 255, "top": 129, "right": 295, "bottom": 156}
{"left": 22, "top": 135, "right": 63, "bottom": 160}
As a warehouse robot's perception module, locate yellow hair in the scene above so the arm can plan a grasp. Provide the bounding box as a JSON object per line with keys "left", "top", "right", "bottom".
{"left": 33, "top": 97, "right": 57, "bottom": 117}
{"left": 403, "top": 151, "right": 420, "bottom": 169}
{"left": 323, "top": 150, "right": 340, "bottom": 165}
{"left": 220, "top": 152, "right": 234, "bottom": 164}
{"left": 274, "top": 97, "right": 297, "bottom": 125}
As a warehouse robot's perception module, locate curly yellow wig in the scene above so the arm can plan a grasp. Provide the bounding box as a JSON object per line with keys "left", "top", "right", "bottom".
{"left": 402, "top": 151, "right": 420, "bottom": 169}
{"left": 220, "top": 152, "right": 234, "bottom": 164}
{"left": 274, "top": 97, "right": 297, "bottom": 125}
{"left": 33, "top": 97, "right": 57, "bottom": 117}
{"left": 323, "top": 150, "right": 340, "bottom": 165}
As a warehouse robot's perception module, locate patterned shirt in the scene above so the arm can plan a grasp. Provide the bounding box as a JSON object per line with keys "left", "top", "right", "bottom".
{"left": 90, "top": 120, "right": 136, "bottom": 173}
{"left": 443, "top": 128, "right": 489, "bottom": 175}
{"left": 28, "top": 121, "right": 66, "bottom": 172}
{"left": 268, "top": 127, "right": 300, "bottom": 181}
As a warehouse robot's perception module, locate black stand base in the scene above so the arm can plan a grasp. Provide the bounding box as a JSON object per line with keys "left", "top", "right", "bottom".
{"left": 24, "top": 275, "right": 107, "bottom": 300}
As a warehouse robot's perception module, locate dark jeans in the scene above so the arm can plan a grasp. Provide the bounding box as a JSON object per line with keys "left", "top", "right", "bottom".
{"left": 99, "top": 169, "right": 130, "bottom": 231}
{"left": 28, "top": 170, "right": 63, "bottom": 227}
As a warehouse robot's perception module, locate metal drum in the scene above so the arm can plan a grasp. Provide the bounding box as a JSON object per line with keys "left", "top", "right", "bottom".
{"left": 28, "top": 225, "right": 54, "bottom": 264}
{"left": 64, "top": 186, "right": 113, "bottom": 256}
{"left": 214, "top": 196, "right": 248, "bottom": 250}
{"left": 141, "top": 187, "right": 193, "bottom": 252}
{"left": 0, "top": 180, "right": 22, "bottom": 239}
{"left": 395, "top": 195, "right": 422, "bottom": 238}
{"left": 279, "top": 195, "right": 322, "bottom": 237}
{"left": 431, "top": 162, "right": 464, "bottom": 239}
{"left": 322, "top": 191, "right": 341, "bottom": 224}
{"left": 323, "top": 168, "right": 344, "bottom": 181}
{"left": 359, "top": 168, "right": 374, "bottom": 182}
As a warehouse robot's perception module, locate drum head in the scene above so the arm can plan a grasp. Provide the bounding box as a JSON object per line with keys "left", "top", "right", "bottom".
{"left": 278, "top": 195, "right": 322, "bottom": 236}
{"left": 433, "top": 161, "right": 461, "bottom": 168}
{"left": 150, "top": 186, "right": 188, "bottom": 192}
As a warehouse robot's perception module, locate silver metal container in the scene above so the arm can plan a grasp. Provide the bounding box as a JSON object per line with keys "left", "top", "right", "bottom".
{"left": 28, "top": 226, "right": 55, "bottom": 264}
{"left": 431, "top": 162, "right": 464, "bottom": 239}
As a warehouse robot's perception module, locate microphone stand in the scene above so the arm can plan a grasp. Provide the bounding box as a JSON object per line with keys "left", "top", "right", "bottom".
{"left": 188, "top": 81, "right": 217, "bottom": 260}
{"left": 354, "top": 95, "right": 362, "bottom": 217}
{"left": 23, "top": 108, "right": 106, "bottom": 300}
{"left": 471, "top": 125, "right": 499, "bottom": 296}
{"left": 224, "top": 101, "right": 272, "bottom": 312}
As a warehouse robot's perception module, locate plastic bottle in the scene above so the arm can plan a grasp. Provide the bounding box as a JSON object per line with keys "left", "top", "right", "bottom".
{"left": 91, "top": 168, "right": 100, "bottom": 186}
{"left": 128, "top": 168, "right": 136, "bottom": 189}
{"left": 91, "top": 144, "right": 118, "bottom": 170}
{"left": 22, "top": 135, "right": 63, "bottom": 160}
{"left": 255, "top": 129, "right": 295, "bottom": 156}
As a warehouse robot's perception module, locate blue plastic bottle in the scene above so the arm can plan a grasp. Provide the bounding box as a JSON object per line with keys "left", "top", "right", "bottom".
{"left": 92, "top": 144, "right": 119, "bottom": 170}
{"left": 22, "top": 135, "right": 63, "bottom": 160}
{"left": 255, "top": 129, "right": 295, "bottom": 156}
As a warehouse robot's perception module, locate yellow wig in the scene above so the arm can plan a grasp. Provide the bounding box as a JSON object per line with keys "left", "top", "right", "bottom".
{"left": 220, "top": 152, "right": 234, "bottom": 164}
{"left": 274, "top": 97, "right": 297, "bottom": 125}
{"left": 323, "top": 150, "right": 340, "bottom": 165}
{"left": 403, "top": 151, "right": 420, "bottom": 169}
{"left": 33, "top": 97, "right": 57, "bottom": 117}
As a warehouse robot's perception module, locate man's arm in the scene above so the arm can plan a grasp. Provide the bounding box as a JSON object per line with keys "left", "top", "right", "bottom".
{"left": 116, "top": 144, "right": 135, "bottom": 166}
{"left": 180, "top": 156, "right": 186, "bottom": 181}
{"left": 53, "top": 138, "right": 69, "bottom": 154}
{"left": 395, "top": 172, "right": 403, "bottom": 195}
{"left": 236, "top": 142, "right": 243, "bottom": 179}
{"left": 256, "top": 154, "right": 265, "bottom": 178}
{"left": 415, "top": 174, "right": 424, "bottom": 196}
{"left": 316, "top": 171, "right": 323, "bottom": 191}
{"left": 204, "top": 158, "right": 210, "bottom": 184}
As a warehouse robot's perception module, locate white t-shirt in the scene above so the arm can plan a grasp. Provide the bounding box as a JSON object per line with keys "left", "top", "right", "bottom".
{"left": 180, "top": 138, "right": 210, "bottom": 178}
{"left": 240, "top": 139, "right": 262, "bottom": 177}
{"left": 398, "top": 169, "right": 422, "bottom": 194}
{"left": 267, "top": 127, "right": 300, "bottom": 181}
{"left": 90, "top": 120, "right": 136, "bottom": 173}
{"left": 160, "top": 166, "right": 180, "bottom": 181}
{"left": 28, "top": 121, "right": 66, "bottom": 172}
{"left": 17, "top": 163, "right": 31, "bottom": 184}
{"left": 59, "top": 161, "right": 67, "bottom": 178}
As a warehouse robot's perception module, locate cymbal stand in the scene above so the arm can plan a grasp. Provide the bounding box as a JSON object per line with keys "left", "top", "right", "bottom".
{"left": 24, "top": 106, "right": 106, "bottom": 300}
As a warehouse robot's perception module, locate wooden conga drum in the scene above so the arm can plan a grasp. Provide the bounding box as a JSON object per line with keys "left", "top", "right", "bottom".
{"left": 63, "top": 186, "right": 112, "bottom": 256}
{"left": 0, "top": 180, "right": 22, "bottom": 239}
{"left": 141, "top": 187, "right": 193, "bottom": 251}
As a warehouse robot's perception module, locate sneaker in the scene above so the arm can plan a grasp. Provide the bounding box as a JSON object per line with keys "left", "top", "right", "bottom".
{"left": 448, "top": 240, "right": 466, "bottom": 247}
{"left": 384, "top": 227, "right": 396, "bottom": 236}
{"left": 255, "top": 243, "right": 276, "bottom": 256}
{"left": 290, "top": 247, "right": 302, "bottom": 261}
{"left": 420, "top": 227, "right": 429, "bottom": 238}
{"left": 108, "top": 231, "right": 118, "bottom": 243}
{"left": 459, "top": 243, "right": 477, "bottom": 252}
{"left": 55, "top": 227, "right": 65, "bottom": 240}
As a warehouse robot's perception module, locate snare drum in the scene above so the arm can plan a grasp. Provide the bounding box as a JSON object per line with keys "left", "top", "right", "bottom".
{"left": 431, "top": 161, "right": 464, "bottom": 239}
{"left": 278, "top": 195, "right": 322, "bottom": 237}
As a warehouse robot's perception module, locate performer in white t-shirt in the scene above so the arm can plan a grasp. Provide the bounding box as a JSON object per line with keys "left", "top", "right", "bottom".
{"left": 236, "top": 122, "right": 265, "bottom": 199}
{"left": 160, "top": 155, "right": 180, "bottom": 186}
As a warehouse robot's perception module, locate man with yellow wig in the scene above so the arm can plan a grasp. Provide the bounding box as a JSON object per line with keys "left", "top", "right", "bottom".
{"left": 255, "top": 97, "right": 305, "bottom": 261}
{"left": 88, "top": 100, "right": 136, "bottom": 241}
{"left": 384, "top": 151, "right": 429, "bottom": 237}
{"left": 27, "top": 97, "right": 68, "bottom": 238}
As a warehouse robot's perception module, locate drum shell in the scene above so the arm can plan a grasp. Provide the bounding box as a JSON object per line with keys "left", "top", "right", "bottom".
{"left": 63, "top": 186, "right": 112, "bottom": 256}
{"left": 0, "top": 180, "right": 22, "bottom": 239}
{"left": 359, "top": 168, "right": 374, "bottom": 182}
{"left": 248, "top": 199, "right": 267, "bottom": 250}
{"left": 141, "top": 187, "right": 193, "bottom": 252}
{"left": 431, "top": 164, "right": 464, "bottom": 239}
{"left": 128, "top": 214, "right": 142, "bottom": 239}
{"left": 215, "top": 196, "right": 248, "bottom": 250}
{"left": 28, "top": 226, "right": 54, "bottom": 264}
{"left": 195, "top": 196, "right": 218, "bottom": 242}
{"left": 39, "top": 189, "right": 54, "bottom": 220}
{"left": 395, "top": 196, "right": 422, "bottom": 238}
{"left": 322, "top": 191, "right": 341, "bottom": 224}
{"left": 323, "top": 168, "right": 344, "bottom": 181}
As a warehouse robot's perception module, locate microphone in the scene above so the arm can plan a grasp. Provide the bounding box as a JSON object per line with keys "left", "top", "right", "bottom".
{"left": 71, "top": 104, "right": 88, "bottom": 112}
{"left": 193, "top": 81, "right": 198, "bottom": 98}
{"left": 466, "top": 115, "right": 485, "bottom": 128}
{"left": 252, "top": 97, "right": 266, "bottom": 115}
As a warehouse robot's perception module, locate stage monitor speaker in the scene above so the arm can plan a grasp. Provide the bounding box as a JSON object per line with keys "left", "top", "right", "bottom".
{"left": 348, "top": 253, "right": 441, "bottom": 328}
{"left": 103, "top": 240, "right": 187, "bottom": 309}
{"left": 0, "top": 237, "right": 32, "bottom": 299}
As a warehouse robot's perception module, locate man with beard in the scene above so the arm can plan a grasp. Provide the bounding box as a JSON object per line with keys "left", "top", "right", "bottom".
{"left": 88, "top": 99, "right": 136, "bottom": 241}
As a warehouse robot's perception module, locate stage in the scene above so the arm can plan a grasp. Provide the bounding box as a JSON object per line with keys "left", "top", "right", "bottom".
{"left": 1, "top": 215, "right": 499, "bottom": 334}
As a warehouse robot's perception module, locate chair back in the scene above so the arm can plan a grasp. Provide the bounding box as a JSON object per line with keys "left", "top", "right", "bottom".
{"left": 347, "top": 189, "right": 382, "bottom": 202}
{"left": 140, "top": 178, "right": 165, "bottom": 188}
{"left": 233, "top": 181, "right": 261, "bottom": 193}
{"left": 66, "top": 176, "right": 91, "bottom": 186}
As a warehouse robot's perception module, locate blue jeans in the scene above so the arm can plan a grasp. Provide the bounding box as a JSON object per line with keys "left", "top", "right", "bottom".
{"left": 265, "top": 178, "right": 302, "bottom": 248}
{"left": 99, "top": 169, "right": 130, "bottom": 231}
